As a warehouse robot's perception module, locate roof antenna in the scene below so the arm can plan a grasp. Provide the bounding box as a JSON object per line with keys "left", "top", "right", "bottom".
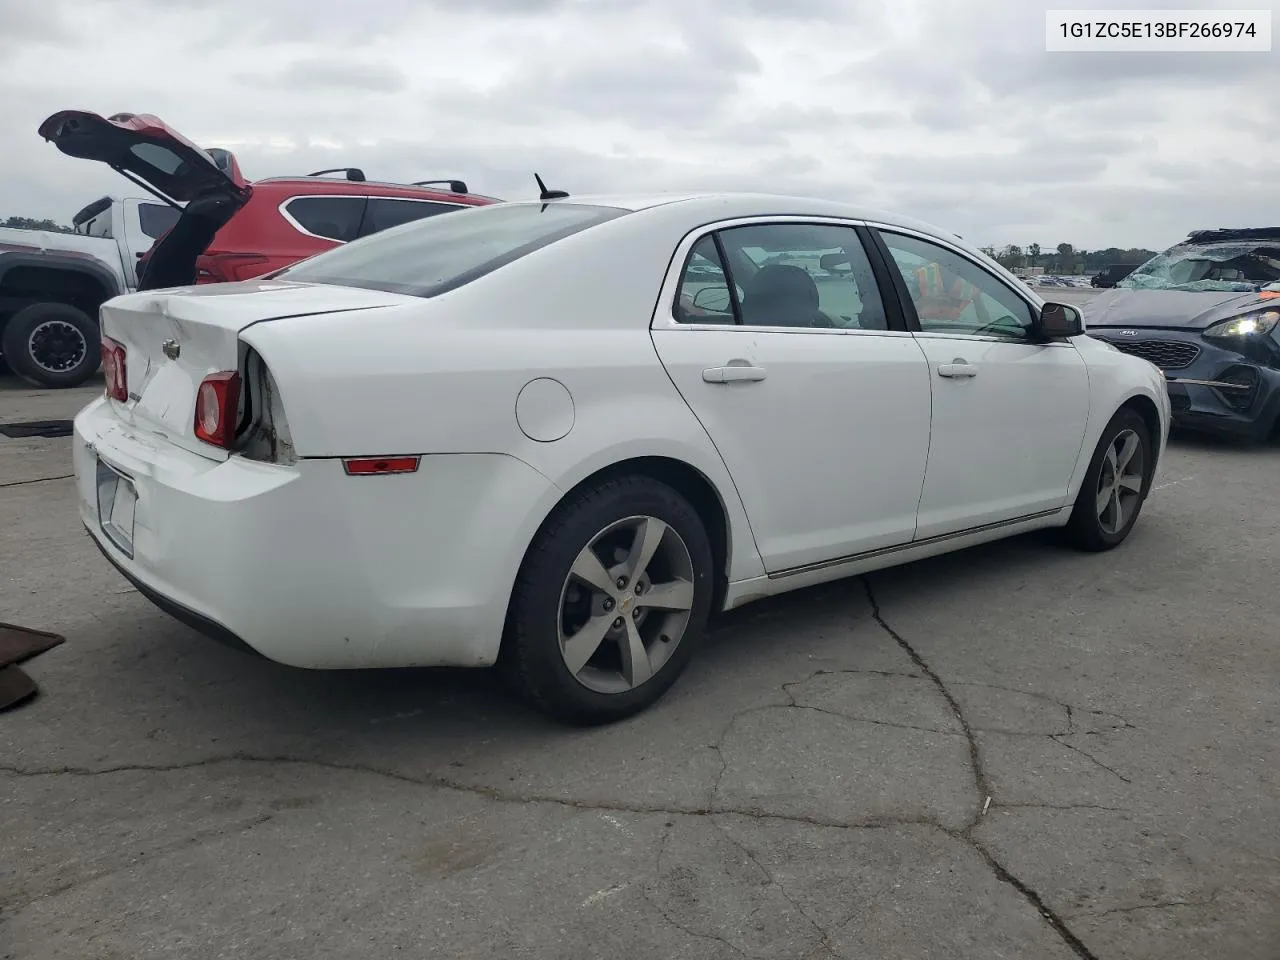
{"left": 534, "top": 172, "right": 569, "bottom": 201}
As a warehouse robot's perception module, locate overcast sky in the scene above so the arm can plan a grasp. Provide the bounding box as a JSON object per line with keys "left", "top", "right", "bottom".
{"left": 1, "top": 0, "right": 1275, "bottom": 250}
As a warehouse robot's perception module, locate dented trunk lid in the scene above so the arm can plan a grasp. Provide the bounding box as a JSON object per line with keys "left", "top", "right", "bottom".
{"left": 99, "top": 280, "right": 413, "bottom": 460}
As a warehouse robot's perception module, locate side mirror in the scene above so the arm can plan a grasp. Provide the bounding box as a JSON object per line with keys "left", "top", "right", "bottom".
{"left": 692, "top": 286, "right": 732, "bottom": 312}
{"left": 1037, "top": 301, "right": 1083, "bottom": 338}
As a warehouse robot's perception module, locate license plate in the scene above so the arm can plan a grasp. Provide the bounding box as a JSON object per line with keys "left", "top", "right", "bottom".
{"left": 96, "top": 458, "right": 137, "bottom": 557}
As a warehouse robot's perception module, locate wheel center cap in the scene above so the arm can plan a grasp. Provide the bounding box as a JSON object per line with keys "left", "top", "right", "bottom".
{"left": 619, "top": 594, "right": 635, "bottom": 614}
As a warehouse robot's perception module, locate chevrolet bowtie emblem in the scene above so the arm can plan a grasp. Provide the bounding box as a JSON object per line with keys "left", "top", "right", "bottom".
{"left": 162, "top": 338, "right": 181, "bottom": 359}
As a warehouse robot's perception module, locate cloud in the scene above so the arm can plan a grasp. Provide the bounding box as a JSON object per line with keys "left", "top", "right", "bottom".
{"left": 244, "top": 59, "right": 409, "bottom": 93}
{"left": 0, "top": 0, "right": 1274, "bottom": 252}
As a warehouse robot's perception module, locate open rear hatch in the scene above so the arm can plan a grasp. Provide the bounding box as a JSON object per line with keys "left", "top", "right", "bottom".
{"left": 38, "top": 110, "right": 252, "bottom": 290}
{"left": 99, "top": 281, "right": 414, "bottom": 461}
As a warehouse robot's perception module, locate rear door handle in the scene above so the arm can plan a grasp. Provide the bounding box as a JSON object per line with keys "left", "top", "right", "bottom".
{"left": 703, "top": 363, "right": 767, "bottom": 383}
{"left": 937, "top": 360, "right": 977, "bottom": 379}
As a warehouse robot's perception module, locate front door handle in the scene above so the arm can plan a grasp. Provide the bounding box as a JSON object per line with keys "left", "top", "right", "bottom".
{"left": 937, "top": 359, "right": 977, "bottom": 379}
{"left": 703, "top": 363, "right": 767, "bottom": 383}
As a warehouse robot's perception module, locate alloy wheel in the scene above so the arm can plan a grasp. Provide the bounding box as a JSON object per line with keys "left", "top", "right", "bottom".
{"left": 557, "top": 515, "right": 696, "bottom": 695}
{"left": 1096, "top": 428, "right": 1145, "bottom": 535}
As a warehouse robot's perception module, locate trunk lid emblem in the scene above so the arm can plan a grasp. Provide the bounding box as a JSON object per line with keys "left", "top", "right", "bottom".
{"left": 162, "top": 338, "right": 181, "bottom": 360}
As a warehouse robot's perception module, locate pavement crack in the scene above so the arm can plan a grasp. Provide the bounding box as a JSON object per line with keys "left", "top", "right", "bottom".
{"left": 789, "top": 703, "right": 964, "bottom": 739}
{"left": 968, "top": 839, "right": 1102, "bottom": 960}
{"left": 861, "top": 577, "right": 991, "bottom": 807}
{"left": 646, "top": 823, "right": 750, "bottom": 958}
{"left": 3, "top": 812, "right": 276, "bottom": 915}
{"left": 1051, "top": 737, "right": 1133, "bottom": 784}
{"left": 0, "top": 473, "right": 74, "bottom": 488}
{"left": 0, "top": 756, "right": 946, "bottom": 835}
{"left": 863, "top": 577, "right": 1101, "bottom": 960}
{"left": 1078, "top": 897, "right": 1216, "bottom": 920}
{"left": 993, "top": 802, "right": 1129, "bottom": 813}
{"left": 712, "top": 820, "right": 838, "bottom": 957}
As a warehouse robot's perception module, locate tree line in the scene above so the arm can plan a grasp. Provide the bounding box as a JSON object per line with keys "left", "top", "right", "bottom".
{"left": 2, "top": 216, "right": 75, "bottom": 234}
{"left": 978, "top": 242, "right": 1158, "bottom": 275}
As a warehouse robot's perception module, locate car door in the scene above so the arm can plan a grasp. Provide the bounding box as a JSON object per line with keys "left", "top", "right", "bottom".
{"left": 869, "top": 227, "right": 1090, "bottom": 540}
{"left": 651, "top": 219, "right": 933, "bottom": 574}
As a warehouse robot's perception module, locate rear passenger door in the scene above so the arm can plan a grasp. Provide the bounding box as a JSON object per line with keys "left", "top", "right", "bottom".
{"left": 356, "top": 197, "right": 465, "bottom": 238}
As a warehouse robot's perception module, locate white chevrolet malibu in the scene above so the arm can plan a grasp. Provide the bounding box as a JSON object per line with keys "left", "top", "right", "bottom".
{"left": 75, "top": 192, "right": 1170, "bottom": 723}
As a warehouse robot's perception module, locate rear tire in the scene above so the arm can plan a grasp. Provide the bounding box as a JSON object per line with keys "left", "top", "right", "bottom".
{"left": 1, "top": 302, "right": 101, "bottom": 388}
{"left": 1063, "top": 407, "right": 1153, "bottom": 551}
{"left": 501, "top": 475, "right": 714, "bottom": 725}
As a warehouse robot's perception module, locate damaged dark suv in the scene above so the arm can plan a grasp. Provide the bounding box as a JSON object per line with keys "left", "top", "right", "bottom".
{"left": 1084, "top": 227, "right": 1280, "bottom": 441}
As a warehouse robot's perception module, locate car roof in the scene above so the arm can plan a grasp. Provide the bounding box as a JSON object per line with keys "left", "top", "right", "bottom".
{"left": 511, "top": 191, "right": 978, "bottom": 253}
{"left": 1186, "top": 227, "right": 1280, "bottom": 244}
{"left": 252, "top": 177, "right": 499, "bottom": 203}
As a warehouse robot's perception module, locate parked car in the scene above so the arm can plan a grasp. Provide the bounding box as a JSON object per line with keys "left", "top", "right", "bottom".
{"left": 1084, "top": 227, "right": 1280, "bottom": 440}
{"left": 74, "top": 193, "right": 1170, "bottom": 723}
{"left": 1091, "top": 264, "right": 1139, "bottom": 288}
{"left": 0, "top": 196, "right": 178, "bottom": 386}
{"left": 36, "top": 110, "right": 498, "bottom": 300}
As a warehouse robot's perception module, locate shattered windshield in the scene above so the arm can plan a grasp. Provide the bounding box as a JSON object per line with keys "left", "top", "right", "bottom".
{"left": 1118, "top": 239, "right": 1280, "bottom": 293}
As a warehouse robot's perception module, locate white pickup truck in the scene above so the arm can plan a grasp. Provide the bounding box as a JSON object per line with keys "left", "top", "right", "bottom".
{"left": 0, "top": 195, "right": 179, "bottom": 387}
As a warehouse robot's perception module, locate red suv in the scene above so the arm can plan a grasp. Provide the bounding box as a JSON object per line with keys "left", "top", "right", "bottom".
{"left": 38, "top": 110, "right": 499, "bottom": 290}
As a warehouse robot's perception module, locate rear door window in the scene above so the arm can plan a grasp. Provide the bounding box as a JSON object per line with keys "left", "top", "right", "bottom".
{"left": 359, "top": 198, "right": 464, "bottom": 237}
{"left": 283, "top": 196, "right": 368, "bottom": 243}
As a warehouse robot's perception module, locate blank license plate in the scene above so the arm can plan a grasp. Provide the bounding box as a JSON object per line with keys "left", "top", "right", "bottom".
{"left": 96, "top": 458, "right": 137, "bottom": 557}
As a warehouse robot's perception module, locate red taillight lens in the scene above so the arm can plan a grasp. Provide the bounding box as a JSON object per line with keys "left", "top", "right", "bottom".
{"left": 196, "top": 254, "right": 270, "bottom": 284}
{"left": 193, "top": 371, "right": 241, "bottom": 448}
{"left": 342, "top": 456, "right": 421, "bottom": 476}
{"left": 101, "top": 336, "right": 127, "bottom": 402}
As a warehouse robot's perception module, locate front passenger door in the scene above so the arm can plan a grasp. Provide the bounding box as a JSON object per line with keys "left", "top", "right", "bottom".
{"left": 872, "top": 229, "right": 1090, "bottom": 540}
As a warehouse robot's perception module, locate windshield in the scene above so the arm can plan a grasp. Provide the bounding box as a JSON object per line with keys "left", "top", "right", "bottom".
{"left": 1118, "top": 239, "right": 1280, "bottom": 293}
{"left": 277, "top": 202, "right": 627, "bottom": 298}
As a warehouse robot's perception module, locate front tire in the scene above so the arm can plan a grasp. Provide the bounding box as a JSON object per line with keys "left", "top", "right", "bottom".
{"left": 2, "top": 302, "right": 101, "bottom": 388}
{"left": 1063, "top": 407, "right": 1153, "bottom": 551}
{"left": 502, "top": 475, "right": 714, "bottom": 725}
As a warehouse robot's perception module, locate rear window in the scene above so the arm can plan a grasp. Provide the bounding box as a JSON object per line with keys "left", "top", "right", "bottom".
{"left": 283, "top": 196, "right": 367, "bottom": 242}
{"left": 138, "top": 202, "right": 181, "bottom": 239}
{"left": 277, "top": 202, "right": 627, "bottom": 298}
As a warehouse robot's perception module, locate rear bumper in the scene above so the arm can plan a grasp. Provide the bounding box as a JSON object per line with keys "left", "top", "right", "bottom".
{"left": 1093, "top": 330, "right": 1280, "bottom": 440}
{"left": 87, "top": 530, "right": 263, "bottom": 658}
{"left": 74, "top": 397, "right": 560, "bottom": 669}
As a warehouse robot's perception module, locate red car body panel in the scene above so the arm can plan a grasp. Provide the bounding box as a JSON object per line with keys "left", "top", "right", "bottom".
{"left": 194, "top": 178, "right": 494, "bottom": 283}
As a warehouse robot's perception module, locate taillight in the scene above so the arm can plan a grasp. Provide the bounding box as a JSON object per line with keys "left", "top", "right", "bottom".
{"left": 194, "top": 371, "right": 241, "bottom": 448}
{"left": 196, "top": 254, "right": 270, "bottom": 284}
{"left": 101, "top": 336, "right": 127, "bottom": 401}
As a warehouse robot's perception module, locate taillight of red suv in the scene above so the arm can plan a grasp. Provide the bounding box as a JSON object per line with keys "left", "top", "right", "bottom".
{"left": 195, "top": 253, "right": 271, "bottom": 283}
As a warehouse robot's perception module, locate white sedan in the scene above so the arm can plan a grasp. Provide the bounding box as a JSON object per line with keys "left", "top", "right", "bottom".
{"left": 74, "top": 192, "right": 1170, "bottom": 723}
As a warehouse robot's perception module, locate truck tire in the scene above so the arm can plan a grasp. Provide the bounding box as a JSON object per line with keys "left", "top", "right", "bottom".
{"left": 1, "top": 302, "right": 101, "bottom": 388}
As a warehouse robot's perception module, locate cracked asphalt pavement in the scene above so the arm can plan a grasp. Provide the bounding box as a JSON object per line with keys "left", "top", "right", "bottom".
{"left": 3, "top": 374, "right": 1279, "bottom": 960}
